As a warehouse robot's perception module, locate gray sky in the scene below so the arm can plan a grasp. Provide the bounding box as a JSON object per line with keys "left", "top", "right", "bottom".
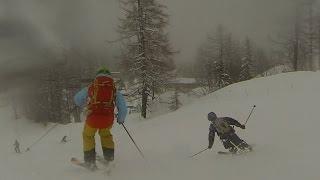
{"left": 164, "top": 0, "right": 296, "bottom": 63}
{"left": 0, "top": 0, "right": 298, "bottom": 81}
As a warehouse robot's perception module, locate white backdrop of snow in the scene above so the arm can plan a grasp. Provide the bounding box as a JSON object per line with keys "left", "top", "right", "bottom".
{"left": 0, "top": 71, "right": 320, "bottom": 180}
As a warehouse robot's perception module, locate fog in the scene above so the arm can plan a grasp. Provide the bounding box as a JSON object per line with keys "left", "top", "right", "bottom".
{"left": 164, "top": 0, "right": 296, "bottom": 63}
{"left": 0, "top": 0, "right": 298, "bottom": 86}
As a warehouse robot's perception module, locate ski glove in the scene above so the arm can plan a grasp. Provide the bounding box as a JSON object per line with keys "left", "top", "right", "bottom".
{"left": 240, "top": 124, "right": 245, "bottom": 129}
{"left": 116, "top": 114, "right": 125, "bottom": 124}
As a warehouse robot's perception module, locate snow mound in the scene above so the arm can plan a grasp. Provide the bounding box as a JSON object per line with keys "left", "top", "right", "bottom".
{"left": 1, "top": 71, "right": 320, "bottom": 180}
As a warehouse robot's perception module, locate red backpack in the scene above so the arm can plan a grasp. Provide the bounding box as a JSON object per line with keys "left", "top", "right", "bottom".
{"left": 87, "top": 76, "right": 116, "bottom": 115}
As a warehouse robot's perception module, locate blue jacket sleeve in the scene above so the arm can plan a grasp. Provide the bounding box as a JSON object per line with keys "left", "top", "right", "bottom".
{"left": 115, "top": 91, "right": 128, "bottom": 124}
{"left": 74, "top": 87, "right": 88, "bottom": 107}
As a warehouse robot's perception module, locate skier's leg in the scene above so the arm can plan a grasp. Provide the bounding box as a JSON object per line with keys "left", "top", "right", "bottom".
{"left": 238, "top": 140, "right": 252, "bottom": 151}
{"left": 99, "top": 127, "right": 114, "bottom": 162}
{"left": 83, "top": 123, "right": 98, "bottom": 168}
{"left": 221, "top": 136, "right": 237, "bottom": 153}
{"left": 229, "top": 133, "right": 251, "bottom": 151}
{"left": 221, "top": 138, "right": 231, "bottom": 149}
{"left": 225, "top": 140, "right": 237, "bottom": 153}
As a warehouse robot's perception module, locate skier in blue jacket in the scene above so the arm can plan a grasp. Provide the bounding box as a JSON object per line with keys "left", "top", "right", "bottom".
{"left": 74, "top": 67, "right": 127, "bottom": 170}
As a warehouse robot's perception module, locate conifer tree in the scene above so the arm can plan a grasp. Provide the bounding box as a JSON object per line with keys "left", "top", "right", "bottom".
{"left": 119, "top": 0, "right": 174, "bottom": 118}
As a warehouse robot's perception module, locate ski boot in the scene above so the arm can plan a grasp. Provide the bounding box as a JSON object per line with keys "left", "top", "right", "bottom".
{"left": 84, "top": 162, "right": 98, "bottom": 171}
{"left": 84, "top": 149, "right": 98, "bottom": 171}
{"left": 238, "top": 141, "right": 252, "bottom": 152}
{"left": 103, "top": 148, "right": 114, "bottom": 161}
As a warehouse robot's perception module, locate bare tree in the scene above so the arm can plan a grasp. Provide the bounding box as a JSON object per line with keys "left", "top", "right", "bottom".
{"left": 195, "top": 25, "right": 237, "bottom": 90}
{"left": 225, "top": 33, "right": 241, "bottom": 82}
{"left": 21, "top": 47, "right": 103, "bottom": 124}
{"left": 300, "top": 0, "right": 317, "bottom": 70}
{"left": 318, "top": 13, "right": 320, "bottom": 67}
{"left": 272, "top": 0, "right": 319, "bottom": 71}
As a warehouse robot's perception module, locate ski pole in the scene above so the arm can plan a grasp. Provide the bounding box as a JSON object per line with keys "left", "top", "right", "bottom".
{"left": 244, "top": 105, "right": 256, "bottom": 125}
{"left": 121, "top": 123, "right": 145, "bottom": 159}
{"left": 25, "top": 123, "right": 59, "bottom": 152}
{"left": 190, "top": 147, "right": 209, "bottom": 158}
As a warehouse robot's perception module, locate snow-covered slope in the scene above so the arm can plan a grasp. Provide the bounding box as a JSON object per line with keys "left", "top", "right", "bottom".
{"left": 1, "top": 71, "right": 320, "bottom": 180}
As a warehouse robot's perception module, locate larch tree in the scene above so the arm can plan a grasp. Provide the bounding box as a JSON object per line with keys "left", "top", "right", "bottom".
{"left": 118, "top": 0, "right": 175, "bottom": 118}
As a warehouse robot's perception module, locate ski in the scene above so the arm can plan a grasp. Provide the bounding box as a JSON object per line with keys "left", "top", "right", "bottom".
{"left": 70, "top": 157, "right": 98, "bottom": 171}
{"left": 217, "top": 150, "right": 251, "bottom": 155}
{"left": 96, "top": 155, "right": 115, "bottom": 175}
{"left": 217, "top": 151, "right": 234, "bottom": 155}
{"left": 218, "top": 148, "right": 253, "bottom": 155}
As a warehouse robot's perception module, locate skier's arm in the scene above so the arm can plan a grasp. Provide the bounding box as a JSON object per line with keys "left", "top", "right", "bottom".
{"left": 115, "top": 91, "right": 128, "bottom": 124}
{"left": 74, "top": 87, "right": 88, "bottom": 107}
{"left": 224, "top": 117, "right": 245, "bottom": 129}
{"left": 208, "top": 124, "right": 216, "bottom": 149}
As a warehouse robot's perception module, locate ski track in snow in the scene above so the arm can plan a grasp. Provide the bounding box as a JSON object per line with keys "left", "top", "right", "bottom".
{"left": 1, "top": 71, "right": 320, "bottom": 180}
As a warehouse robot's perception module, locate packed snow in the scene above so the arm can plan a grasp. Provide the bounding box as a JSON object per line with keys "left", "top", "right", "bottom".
{"left": 1, "top": 71, "right": 320, "bottom": 180}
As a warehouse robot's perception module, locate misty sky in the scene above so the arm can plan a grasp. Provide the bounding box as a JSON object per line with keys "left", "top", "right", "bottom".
{"left": 164, "top": 0, "right": 295, "bottom": 62}
{"left": 0, "top": 0, "right": 297, "bottom": 80}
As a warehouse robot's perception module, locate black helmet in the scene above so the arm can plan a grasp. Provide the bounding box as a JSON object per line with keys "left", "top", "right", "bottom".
{"left": 208, "top": 112, "right": 217, "bottom": 122}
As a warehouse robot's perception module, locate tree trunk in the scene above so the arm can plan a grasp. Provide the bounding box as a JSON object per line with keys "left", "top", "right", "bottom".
{"left": 137, "top": 0, "right": 148, "bottom": 118}
{"left": 73, "top": 107, "right": 81, "bottom": 122}
{"left": 293, "top": 8, "right": 300, "bottom": 71}
{"left": 308, "top": 2, "right": 314, "bottom": 71}
{"left": 318, "top": 18, "right": 320, "bottom": 70}
{"left": 141, "top": 86, "right": 148, "bottom": 118}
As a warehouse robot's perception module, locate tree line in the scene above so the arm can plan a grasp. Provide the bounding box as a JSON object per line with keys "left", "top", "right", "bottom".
{"left": 16, "top": 0, "right": 320, "bottom": 123}
{"left": 194, "top": 25, "right": 269, "bottom": 92}
{"left": 194, "top": 0, "right": 320, "bottom": 92}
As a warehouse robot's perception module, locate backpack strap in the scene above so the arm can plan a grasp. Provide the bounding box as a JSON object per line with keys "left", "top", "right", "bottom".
{"left": 214, "top": 118, "right": 232, "bottom": 134}
{"left": 89, "top": 78, "right": 116, "bottom": 108}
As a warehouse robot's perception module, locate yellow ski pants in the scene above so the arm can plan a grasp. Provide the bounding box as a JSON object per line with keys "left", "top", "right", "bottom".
{"left": 82, "top": 123, "right": 114, "bottom": 152}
